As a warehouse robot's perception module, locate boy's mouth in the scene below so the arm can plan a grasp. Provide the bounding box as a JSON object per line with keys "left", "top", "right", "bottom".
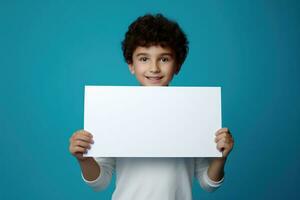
{"left": 145, "top": 76, "right": 163, "bottom": 81}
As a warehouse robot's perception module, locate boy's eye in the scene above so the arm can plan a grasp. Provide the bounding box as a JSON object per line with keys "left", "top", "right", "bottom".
{"left": 139, "top": 57, "right": 148, "bottom": 62}
{"left": 161, "top": 57, "right": 169, "bottom": 62}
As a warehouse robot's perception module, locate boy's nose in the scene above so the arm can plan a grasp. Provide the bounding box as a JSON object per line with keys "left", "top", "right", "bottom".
{"left": 149, "top": 63, "right": 161, "bottom": 73}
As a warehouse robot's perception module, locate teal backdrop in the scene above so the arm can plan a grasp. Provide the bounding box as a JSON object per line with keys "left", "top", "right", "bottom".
{"left": 1, "top": 0, "right": 299, "bottom": 199}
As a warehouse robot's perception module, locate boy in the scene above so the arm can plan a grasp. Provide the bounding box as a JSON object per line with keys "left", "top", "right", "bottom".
{"left": 69, "top": 13, "right": 234, "bottom": 199}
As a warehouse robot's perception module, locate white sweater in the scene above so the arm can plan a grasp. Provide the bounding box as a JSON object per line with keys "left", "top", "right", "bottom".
{"left": 82, "top": 157, "right": 224, "bottom": 200}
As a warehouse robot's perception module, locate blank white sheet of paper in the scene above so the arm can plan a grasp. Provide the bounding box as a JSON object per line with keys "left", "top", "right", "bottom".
{"left": 84, "top": 86, "right": 222, "bottom": 157}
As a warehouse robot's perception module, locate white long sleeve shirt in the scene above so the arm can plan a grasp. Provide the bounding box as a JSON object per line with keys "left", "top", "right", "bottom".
{"left": 82, "top": 157, "right": 224, "bottom": 200}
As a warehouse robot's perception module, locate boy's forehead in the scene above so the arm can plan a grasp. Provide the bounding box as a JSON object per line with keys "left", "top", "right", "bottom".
{"left": 133, "top": 45, "right": 174, "bottom": 56}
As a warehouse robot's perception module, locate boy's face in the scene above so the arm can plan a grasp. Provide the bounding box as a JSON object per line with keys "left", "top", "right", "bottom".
{"left": 128, "top": 45, "right": 178, "bottom": 86}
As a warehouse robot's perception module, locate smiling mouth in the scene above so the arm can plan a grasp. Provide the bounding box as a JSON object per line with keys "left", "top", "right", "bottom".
{"left": 145, "top": 76, "right": 163, "bottom": 81}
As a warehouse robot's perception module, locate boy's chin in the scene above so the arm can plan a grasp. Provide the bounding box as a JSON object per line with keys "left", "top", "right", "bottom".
{"left": 139, "top": 83, "right": 169, "bottom": 86}
{"left": 139, "top": 80, "right": 170, "bottom": 86}
{"left": 143, "top": 84, "right": 168, "bottom": 86}
{"left": 138, "top": 78, "right": 172, "bottom": 86}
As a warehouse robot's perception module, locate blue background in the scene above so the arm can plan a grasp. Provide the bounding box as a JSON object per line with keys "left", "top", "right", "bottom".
{"left": 1, "top": 0, "right": 299, "bottom": 199}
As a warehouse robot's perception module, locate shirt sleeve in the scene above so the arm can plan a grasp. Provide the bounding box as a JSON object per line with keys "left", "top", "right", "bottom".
{"left": 81, "top": 157, "right": 116, "bottom": 192}
{"left": 194, "top": 157, "right": 224, "bottom": 192}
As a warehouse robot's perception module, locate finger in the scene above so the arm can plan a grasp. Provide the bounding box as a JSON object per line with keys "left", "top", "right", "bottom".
{"left": 215, "top": 127, "right": 229, "bottom": 136}
{"left": 71, "top": 146, "right": 88, "bottom": 154}
{"left": 222, "top": 149, "right": 229, "bottom": 157}
{"left": 215, "top": 132, "right": 233, "bottom": 143}
{"left": 222, "top": 143, "right": 234, "bottom": 157}
{"left": 216, "top": 141, "right": 228, "bottom": 152}
{"left": 216, "top": 142, "right": 224, "bottom": 152}
{"left": 217, "top": 138, "right": 233, "bottom": 149}
{"left": 217, "top": 139, "right": 234, "bottom": 154}
{"left": 73, "top": 135, "right": 94, "bottom": 144}
{"left": 72, "top": 130, "right": 93, "bottom": 139}
{"left": 214, "top": 132, "right": 227, "bottom": 143}
{"left": 221, "top": 137, "right": 234, "bottom": 144}
{"left": 80, "top": 130, "right": 93, "bottom": 138}
{"left": 75, "top": 140, "right": 91, "bottom": 149}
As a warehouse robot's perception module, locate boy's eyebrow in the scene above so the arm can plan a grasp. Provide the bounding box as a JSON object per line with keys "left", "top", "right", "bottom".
{"left": 135, "top": 53, "right": 174, "bottom": 57}
{"left": 135, "top": 53, "right": 149, "bottom": 57}
{"left": 159, "top": 53, "right": 173, "bottom": 57}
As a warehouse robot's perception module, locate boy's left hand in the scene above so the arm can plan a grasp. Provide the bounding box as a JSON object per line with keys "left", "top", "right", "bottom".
{"left": 214, "top": 127, "right": 234, "bottom": 158}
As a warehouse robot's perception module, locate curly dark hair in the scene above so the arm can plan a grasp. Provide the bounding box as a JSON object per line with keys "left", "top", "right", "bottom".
{"left": 121, "top": 13, "right": 189, "bottom": 74}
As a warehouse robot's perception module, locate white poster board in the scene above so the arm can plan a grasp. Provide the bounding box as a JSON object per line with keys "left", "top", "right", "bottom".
{"left": 84, "top": 86, "right": 222, "bottom": 157}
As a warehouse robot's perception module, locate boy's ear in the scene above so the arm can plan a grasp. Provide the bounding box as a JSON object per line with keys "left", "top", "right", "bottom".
{"left": 128, "top": 64, "right": 135, "bottom": 74}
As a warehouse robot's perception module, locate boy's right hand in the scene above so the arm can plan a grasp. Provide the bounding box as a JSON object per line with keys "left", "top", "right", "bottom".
{"left": 69, "top": 129, "right": 94, "bottom": 161}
